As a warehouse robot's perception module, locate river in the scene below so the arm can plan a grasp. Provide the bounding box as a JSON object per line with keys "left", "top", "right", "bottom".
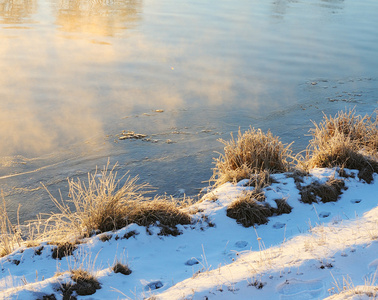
{"left": 1, "top": 0, "right": 377, "bottom": 223}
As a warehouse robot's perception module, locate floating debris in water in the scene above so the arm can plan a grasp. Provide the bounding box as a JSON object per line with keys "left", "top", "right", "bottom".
{"left": 119, "top": 131, "right": 147, "bottom": 140}
{"left": 155, "top": 109, "right": 164, "bottom": 113}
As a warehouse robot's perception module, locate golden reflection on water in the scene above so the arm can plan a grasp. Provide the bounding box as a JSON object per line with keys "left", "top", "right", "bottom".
{"left": 0, "top": 0, "right": 145, "bottom": 157}
{"left": 0, "top": 0, "right": 37, "bottom": 23}
{"left": 0, "top": 0, "right": 363, "bottom": 161}
{"left": 53, "top": 0, "right": 142, "bottom": 36}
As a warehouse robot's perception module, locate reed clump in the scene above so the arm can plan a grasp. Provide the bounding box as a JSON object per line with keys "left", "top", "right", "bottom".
{"left": 212, "top": 127, "right": 294, "bottom": 186}
{"left": 305, "top": 109, "right": 378, "bottom": 183}
{"left": 41, "top": 163, "right": 192, "bottom": 242}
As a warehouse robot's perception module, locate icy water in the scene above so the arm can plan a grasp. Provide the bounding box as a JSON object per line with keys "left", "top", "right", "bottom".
{"left": 1, "top": 0, "right": 378, "bottom": 223}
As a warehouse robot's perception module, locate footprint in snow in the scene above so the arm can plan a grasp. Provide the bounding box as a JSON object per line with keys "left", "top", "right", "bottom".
{"left": 319, "top": 212, "right": 330, "bottom": 218}
{"left": 234, "top": 241, "right": 248, "bottom": 249}
{"left": 144, "top": 280, "right": 163, "bottom": 291}
{"left": 351, "top": 199, "right": 362, "bottom": 204}
{"left": 365, "top": 258, "right": 378, "bottom": 279}
{"left": 368, "top": 258, "right": 378, "bottom": 270}
{"left": 185, "top": 258, "right": 199, "bottom": 266}
{"left": 276, "top": 278, "right": 324, "bottom": 299}
{"left": 273, "top": 222, "right": 285, "bottom": 229}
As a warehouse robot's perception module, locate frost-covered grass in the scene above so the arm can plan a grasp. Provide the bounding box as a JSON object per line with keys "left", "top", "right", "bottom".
{"left": 211, "top": 128, "right": 295, "bottom": 186}
{"left": 0, "top": 193, "right": 22, "bottom": 257}
{"left": 305, "top": 108, "right": 378, "bottom": 183}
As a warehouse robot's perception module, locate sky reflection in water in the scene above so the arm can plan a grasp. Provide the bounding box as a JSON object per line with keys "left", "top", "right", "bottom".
{"left": 0, "top": 0, "right": 377, "bottom": 222}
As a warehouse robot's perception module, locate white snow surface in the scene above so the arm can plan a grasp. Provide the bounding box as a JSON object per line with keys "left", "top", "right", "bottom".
{"left": 1, "top": 168, "right": 378, "bottom": 300}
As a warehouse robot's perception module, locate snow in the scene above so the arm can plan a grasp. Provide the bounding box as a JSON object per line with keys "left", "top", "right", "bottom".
{"left": 1, "top": 168, "right": 377, "bottom": 300}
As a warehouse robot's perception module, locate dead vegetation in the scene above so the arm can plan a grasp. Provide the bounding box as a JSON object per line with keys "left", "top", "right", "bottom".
{"left": 226, "top": 187, "right": 292, "bottom": 227}
{"left": 326, "top": 273, "right": 378, "bottom": 300}
{"left": 274, "top": 198, "right": 292, "bottom": 215}
{"left": 227, "top": 190, "right": 271, "bottom": 227}
{"left": 60, "top": 269, "right": 101, "bottom": 298}
{"left": 1, "top": 109, "right": 377, "bottom": 265}
{"left": 38, "top": 163, "right": 191, "bottom": 242}
{"left": 299, "top": 178, "right": 346, "bottom": 204}
{"left": 243, "top": 169, "right": 278, "bottom": 188}
{"left": 212, "top": 127, "right": 295, "bottom": 186}
{"left": 1, "top": 164, "right": 193, "bottom": 259}
{"left": 51, "top": 242, "right": 78, "bottom": 260}
{"left": 127, "top": 197, "right": 191, "bottom": 231}
{"left": 112, "top": 261, "right": 132, "bottom": 275}
{"left": 0, "top": 192, "right": 22, "bottom": 257}
{"left": 41, "top": 163, "right": 152, "bottom": 240}
{"left": 305, "top": 109, "right": 378, "bottom": 183}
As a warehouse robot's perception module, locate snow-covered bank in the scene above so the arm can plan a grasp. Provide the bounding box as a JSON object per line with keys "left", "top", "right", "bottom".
{"left": 1, "top": 168, "right": 377, "bottom": 300}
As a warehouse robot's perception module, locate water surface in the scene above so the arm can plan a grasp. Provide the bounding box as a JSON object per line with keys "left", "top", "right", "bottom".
{"left": 1, "top": 0, "right": 378, "bottom": 222}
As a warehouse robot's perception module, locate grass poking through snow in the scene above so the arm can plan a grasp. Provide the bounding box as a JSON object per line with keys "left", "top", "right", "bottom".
{"left": 60, "top": 269, "right": 101, "bottom": 297}
{"left": 299, "top": 178, "right": 346, "bottom": 204}
{"left": 227, "top": 190, "right": 272, "bottom": 227}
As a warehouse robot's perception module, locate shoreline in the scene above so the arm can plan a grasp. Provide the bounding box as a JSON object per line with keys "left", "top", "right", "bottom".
{"left": 1, "top": 109, "right": 378, "bottom": 299}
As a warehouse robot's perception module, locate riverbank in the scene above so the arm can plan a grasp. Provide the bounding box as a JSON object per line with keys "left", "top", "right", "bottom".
{"left": 0, "top": 167, "right": 377, "bottom": 299}
{"left": 1, "top": 109, "right": 377, "bottom": 299}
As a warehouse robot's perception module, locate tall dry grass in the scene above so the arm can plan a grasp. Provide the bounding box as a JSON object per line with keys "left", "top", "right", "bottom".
{"left": 212, "top": 127, "right": 294, "bottom": 186}
{"left": 305, "top": 109, "right": 378, "bottom": 182}
{"left": 41, "top": 163, "right": 191, "bottom": 242}
{"left": 309, "top": 109, "right": 378, "bottom": 154}
{"left": 42, "top": 163, "right": 152, "bottom": 241}
{"left": 0, "top": 192, "right": 22, "bottom": 257}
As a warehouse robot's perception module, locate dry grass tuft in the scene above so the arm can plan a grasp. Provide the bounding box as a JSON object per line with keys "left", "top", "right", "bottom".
{"left": 0, "top": 192, "right": 22, "bottom": 257}
{"left": 311, "top": 108, "right": 378, "bottom": 153}
{"left": 273, "top": 198, "right": 292, "bottom": 215}
{"left": 306, "top": 109, "right": 378, "bottom": 182}
{"left": 300, "top": 178, "right": 346, "bottom": 204}
{"left": 326, "top": 272, "right": 378, "bottom": 299}
{"left": 40, "top": 163, "right": 192, "bottom": 242}
{"left": 61, "top": 269, "right": 101, "bottom": 298}
{"left": 226, "top": 190, "right": 272, "bottom": 227}
{"left": 98, "top": 233, "right": 112, "bottom": 242}
{"left": 112, "top": 261, "right": 132, "bottom": 275}
{"left": 244, "top": 169, "right": 277, "bottom": 189}
{"left": 51, "top": 242, "right": 78, "bottom": 260}
{"left": 212, "top": 127, "right": 294, "bottom": 186}
{"left": 128, "top": 196, "right": 191, "bottom": 236}
{"left": 42, "top": 162, "right": 152, "bottom": 240}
